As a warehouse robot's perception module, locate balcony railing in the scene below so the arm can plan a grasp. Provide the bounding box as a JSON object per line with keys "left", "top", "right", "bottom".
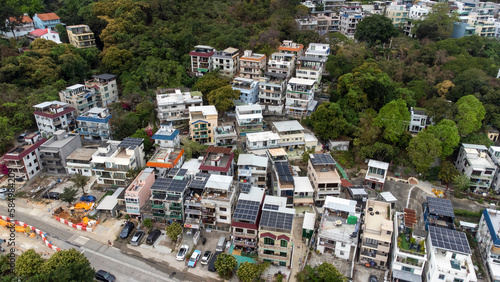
{"left": 260, "top": 243, "right": 289, "bottom": 252}
{"left": 259, "top": 252, "right": 290, "bottom": 260}
{"left": 169, "top": 204, "right": 182, "bottom": 210}
{"left": 152, "top": 203, "right": 164, "bottom": 209}
{"left": 234, "top": 239, "right": 257, "bottom": 247}
{"left": 153, "top": 213, "right": 165, "bottom": 217}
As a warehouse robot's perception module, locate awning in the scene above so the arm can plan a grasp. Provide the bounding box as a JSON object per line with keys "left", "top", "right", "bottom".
{"left": 392, "top": 269, "right": 422, "bottom": 282}
{"left": 197, "top": 68, "right": 208, "bottom": 72}
{"left": 96, "top": 196, "right": 117, "bottom": 210}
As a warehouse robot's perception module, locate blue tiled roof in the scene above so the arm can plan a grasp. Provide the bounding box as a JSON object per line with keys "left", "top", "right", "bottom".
{"left": 191, "top": 120, "right": 208, "bottom": 125}
{"left": 76, "top": 115, "right": 112, "bottom": 124}
{"left": 152, "top": 129, "right": 179, "bottom": 141}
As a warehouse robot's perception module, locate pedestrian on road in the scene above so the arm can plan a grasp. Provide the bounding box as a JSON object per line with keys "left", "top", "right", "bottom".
{"left": 108, "top": 240, "right": 112, "bottom": 246}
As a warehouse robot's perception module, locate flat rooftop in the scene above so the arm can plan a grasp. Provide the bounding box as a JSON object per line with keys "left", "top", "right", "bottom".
{"left": 364, "top": 200, "right": 393, "bottom": 237}
{"left": 246, "top": 131, "right": 280, "bottom": 143}
{"left": 67, "top": 148, "right": 97, "bottom": 161}
{"left": 273, "top": 120, "right": 304, "bottom": 132}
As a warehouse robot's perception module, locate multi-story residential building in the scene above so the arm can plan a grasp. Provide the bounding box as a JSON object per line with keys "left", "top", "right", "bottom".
{"left": 339, "top": 5, "right": 365, "bottom": 39}
{"left": 214, "top": 123, "right": 238, "bottom": 146}
{"left": 27, "top": 28, "right": 61, "bottom": 44}
{"left": 92, "top": 138, "right": 145, "bottom": 186}
{"left": 125, "top": 168, "right": 155, "bottom": 217}
{"left": 156, "top": 88, "right": 203, "bottom": 122}
{"left": 285, "top": 77, "right": 317, "bottom": 116}
{"left": 312, "top": 10, "right": 341, "bottom": 35}
{"left": 323, "top": 0, "right": 349, "bottom": 11}
{"left": 199, "top": 146, "right": 235, "bottom": 176}
{"left": 212, "top": 47, "right": 240, "bottom": 78}
{"left": 239, "top": 50, "right": 267, "bottom": 80}
{"left": 296, "top": 56, "right": 324, "bottom": 87}
{"left": 296, "top": 17, "right": 318, "bottom": 32}
{"left": 425, "top": 226, "right": 477, "bottom": 282}
{"left": 278, "top": 40, "right": 304, "bottom": 59}
{"left": 258, "top": 195, "right": 295, "bottom": 266}
{"left": 452, "top": 22, "right": 477, "bottom": 38}
{"left": 259, "top": 72, "right": 287, "bottom": 114}
{"left": 471, "top": 19, "right": 497, "bottom": 38}
{"left": 189, "top": 45, "right": 216, "bottom": 76}
{"left": 317, "top": 196, "right": 360, "bottom": 274}
{"left": 293, "top": 176, "right": 314, "bottom": 206}
{"left": 270, "top": 160, "right": 295, "bottom": 207}
{"left": 273, "top": 120, "right": 305, "bottom": 150}
{"left": 231, "top": 185, "right": 266, "bottom": 252}
{"left": 76, "top": 107, "right": 112, "bottom": 141}
{"left": 39, "top": 130, "right": 82, "bottom": 175}
{"left": 65, "top": 148, "right": 96, "bottom": 176}
{"left": 201, "top": 175, "right": 239, "bottom": 232}
{"left": 409, "top": 107, "right": 431, "bottom": 133}
{"left": 151, "top": 121, "right": 180, "bottom": 149}
{"left": 146, "top": 148, "right": 184, "bottom": 177}
{"left": 84, "top": 74, "right": 119, "bottom": 107}
{"left": 189, "top": 105, "right": 217, "bottom": 145}
{"left": 246, "top": 131, "right": 280, "bottom": 152}
{"left": 33, "top": 101, "right": 76, "bottom": 137}
{"left": 455, "top": 144, "right": 496, "bottom": 192}
{"left": 423, "top": 197, "right": 455, "bottom": 230}
{"left": 235, "top": 104, "right": 263, "bottom": 136}
{"left": 2, "top": 14, "right": 34, "bottom": 38}
{"left": 183, "top": 173, "right": 210, "bottom": 231}
{"left": 307, "top": 153, "right": 341, "bottom": 206}
{"left": 150, "top": 174, "right": 189, "bottom": 223}
{"left": 268, "top": 53, "right": 295, "bottom": 79}
{"left": 488, "top": 146, "right": 500, "bottom": 192}
{"left": 59, "top": 84, "right": 98, "bottom": 116}
{"left": 237, "top": 154, "right": 268, "bottom": 188}
{"left": 392, "top": 211, "right": 428, "bottom": 282}
{"left": 304, "top": 43, "right": 331, "bottom": 62}
{"left": 32, "top": 13, "right": 61, "bottom": 31}
{"left": 231, "top": 77, "right": 260, "bottom": 105}
{"left": 477, "top": 209, "right": 500, "bottom": 282}
{"left": 66, "top": 25, "right": 96, "bottom": 48}
{"left": 364, "top": 159, "right": 389, "bottom": 190}
{"left": 385, "top": 2, "right": 409, "bottom": 27}
{"left": 359, "top": 200, "right": 393, "bottom": 269}
{"left": 3, "top": 133, "right": 46, "bottom": 181}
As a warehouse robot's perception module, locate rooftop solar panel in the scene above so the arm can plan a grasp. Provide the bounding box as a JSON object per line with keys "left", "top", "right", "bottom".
{"left": 151, "top": 178, "right": 172, "bottom": 191}
{"left": 233, "top": 199, "right": 261, "bottom": 222}
{"left": 263, "top": 204, "right": 279, "bottom": 211}
{"left": 427, "top": 197, "right": 455, "bottom": 218}
{"left": 167, "top": 179, "right": 188, "bottom": 192}
{"left": 188, "top": 173, "right": 210, "bottom": 189}
{"left": 260, "top": 210, "right": 294, "bottom": 230}
{"left": 429, "top": 226, "right": 471, "bottom": 254}
{"left": 310, "top": 153, "right": 336, "bottom": 165}
{"left": 118, "top": 137, "right": 143, "bottom": 149}
{"left": 276, "top": 161, "right": 294, "bottom": 183}
{"left": 240, "top": 183, "right": 251, "bottom": 194}
{"left": 167, "top": 168, "right": 180, "bottom": 177}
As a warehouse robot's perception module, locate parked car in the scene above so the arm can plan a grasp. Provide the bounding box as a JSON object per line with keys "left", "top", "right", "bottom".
{"left": 201, "top": 237, "right": 206, "bottom": 245}
{"left": 200, "top": 251, "right": 212, "bottom": 265}
{"left": 146, "top": 229, "right": 161, "bottom": 245}
{"left": 95, "top": 270, "right": 116, "bottom": 282}
{"left": 176, "top": 245, "right": 189, "bottom": 261}
{"left": 17, "top": 133, "right": 28, "bottom": 143}
{"left": 80, "top": 195, "right": 96, "bottom": 202}
{"left": 208, "top": 251, "right": 222, "bottom": 272}
{"left": 369, "top": 275, "right": 378, "bottom": 282}
{"left": 131, "top": 231, "right": 145, "bottom": 246}
{"left": 188, "top": 250, "right": 201, "bottom": 268}
{"left": 42, "top": 192, "right": 60, "bottom": 200}
{"left": 119, "top": 222, "right": 135, "bottom": 239}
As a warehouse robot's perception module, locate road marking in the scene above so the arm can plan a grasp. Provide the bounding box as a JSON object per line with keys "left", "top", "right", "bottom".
{"left": 74, "top": 236, "right": 89, "bottom": 245}
{"left": 81, "top": 247, "right": 175, "bottom": 281}
{"left": 406, "top": 185, "right": 416, "bottom": 208}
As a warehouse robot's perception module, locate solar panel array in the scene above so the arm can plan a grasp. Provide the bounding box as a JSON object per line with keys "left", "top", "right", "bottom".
{"left": 188, "top": 173, "right": 210, "bottom": 189}
{"left": 310, "top": 154, "right": 336, "bottom": 165}
{"left": 118, "top": 137, "right": 143, "bottom": 149}
{"left": 260, "top": 210, "right": 294, "bottom": 230}
{"left": 429, "top": 226, "right": 471, "bottom": 254}
{"left": 240, "top": 183, "right": 251, "bottom": 194}
{"left": 177, "top": 169, "right": 187, "bottom": 177}
{"left": 263, "top": 204, "right": 279, "bottom": 211}
{"left": 427, "top": 197, "right": 455, "bottom": 218}
{"left": 167, "top": 168, "right": 180, "bottom": 177}
{"left": 151, "top": 178, "right": 173, "bottom": 191}
{"left": 276, "top": 161, "right": 293, "bottom": 183}
{"left": 233, "top": 199, "right": 260, "bottom": 222}
{"left": 168, "top": 179, "right": 189, "bottom": 192}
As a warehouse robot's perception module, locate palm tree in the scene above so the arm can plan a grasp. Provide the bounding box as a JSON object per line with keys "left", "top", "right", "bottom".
{"left": 70, "top": 174, "right": 89, "bottom": 195}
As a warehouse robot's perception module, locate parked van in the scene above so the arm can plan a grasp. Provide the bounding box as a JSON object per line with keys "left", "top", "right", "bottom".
{"left": 215, "top": 236, "right": 226, "bottom": 252}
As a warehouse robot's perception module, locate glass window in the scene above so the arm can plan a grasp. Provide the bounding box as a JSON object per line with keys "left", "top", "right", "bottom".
{"left": 281, "top": 240, "right": 288, "bottom": 247}
{"left": 264, "top": 237, "right": 274, "bottom": 245}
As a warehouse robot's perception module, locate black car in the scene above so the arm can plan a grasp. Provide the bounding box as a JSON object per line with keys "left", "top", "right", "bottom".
{"left": 95, "top": 270, "right": 116, "bottom": 282}
{"left": 208, "top": 251, "right": 222, "bottom": 272}
{"left": 146, "top": 229, "right": 161, "bottom": 245}
{"left": 42, "top": 192, "right": 60, "bottom": 200}
{"left": 120, "top": 222, "right": 135, "bottom": 239}
{"left": 369, "top": 275, "right": 378, "bottom": 282}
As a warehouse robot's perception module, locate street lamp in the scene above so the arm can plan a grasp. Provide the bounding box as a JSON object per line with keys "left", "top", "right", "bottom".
{"left": 45, "top": 189, "right": 54, "bottom": 215}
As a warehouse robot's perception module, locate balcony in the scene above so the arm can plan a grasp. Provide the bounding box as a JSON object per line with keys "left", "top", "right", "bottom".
{"left": 202, "top": 218, "right": 215, "bottom": 224}
{"left": 153, "top": 213, "right": 165, "bottom": 217}
{"left": 260, "top": 243, "right": 289, "bottom": 252}
{"left": 259, "top": 252, "right": 290, "bottom": 260}
{"left": 193, "top": 134, "right": 209, "bottom": 139}
{"left": 234, "top": 231, "right": 257, "bottom": 238}
{"left": 152, "top": 203, "right": 164, "bottom": 209}
{"left": 169, "top": 203, "right": 182, "bottom": 210}
{"left": 234, "top": 239, "right": 257, "bottom": 247}
{"left": 167, "top": 213, "right": 182, "bottom": 220}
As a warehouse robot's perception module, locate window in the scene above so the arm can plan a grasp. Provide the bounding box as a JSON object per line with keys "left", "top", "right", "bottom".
{"left": 220, "top": 216, "right": 227, "bottom": 220}
{"left": 264, "top": 238, "right": 274, "bottom": 245}
{"left": 438, "top": 274, "right": 445, "bottom": 280}
{"left": 402, "top": 266, "right": 414, "bottom": 273}
{"left": 235, "top": 228, "right": 243, "bottom": 233}
{"left": 280, "top": 252, "right": 287, "bottom": 257}
{"left": 219, "top": 207, "right": 227, "bottom": 212}
{"left": 247, "top": 230, "right": 255, "bottom": 234}
{"left": 279, "top": 261, "right": 287, "bottom": 266}
{"left": 280, "top": 240, "right": 288, "bottom": 247}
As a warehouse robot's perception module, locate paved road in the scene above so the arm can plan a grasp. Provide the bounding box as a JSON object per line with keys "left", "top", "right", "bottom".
{"left": 0, "top": 206, "right": 193, "bottom": 282}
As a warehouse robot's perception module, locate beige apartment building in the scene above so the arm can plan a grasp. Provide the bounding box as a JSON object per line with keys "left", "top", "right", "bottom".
{"left": 188, "top": 105, "right": 218, "bottom": 145}
{"left": 307, "top": 153, "right": 341, "bottom": 206}
{"left": 66, "top": 25, "right": 96, "bottom": 48}
{"left": 239, "top": 50, "right": 267, "bottom": 80}
{"left": 359, "top": 200, "right": 393, "bottom": 269}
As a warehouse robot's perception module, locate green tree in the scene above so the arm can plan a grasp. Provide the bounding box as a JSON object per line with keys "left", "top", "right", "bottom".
{"left": 0, "top": 116, "right": 15, "bottom": 154}
{"left": 317, "top": 262, "right": 347, "bottom": 281}
{"left": 461, "top": 133, "right": 494, "bottom": 147}
{"left": 41, "top": 249, "right": 92, "bottom": 274}
{"left": 60, "top": 187, "right": 78, "bottom": 204}
{"left": 453, "top": 173, "right": 471, "bottom": 193}
{"left": 427, "top": 119, "right": 460, "bottom": 158}
{"left": 302, "top": 148, "right": 315, "bottom": 164}
{"left": 309, "top": 102, "right": 351, "bottom": 141}
{"left": 355, "top": 15, "right": 398, "bottom": 45}
{"left": 70, "top": 174, "right": 89, "bottom": 194}
{"left": 455, "top": 95, "right": 486, "bottom": 136}
{"left": 438, "top": 161, "right": 459, "bottom": 194}
{"left": 424, "top": 97, "right": 456, "bottom": 124}
{"left": 359, "top": 142, "right": 398, "bottom": 163}
{"left": 407, "top": 131, "right": 442, "bottom": 174}
{"left": 415, "top": 3, "right": 458, "bottom": 41}
{"left": 15, "top": 249, "right": 44, "bottom": 279}
{"left": 130, "top": 129, "right": 153, "bottom": 155}
{"left": 142, "top": 218, "right": 152, "bottom": 229}
{"left": 215, "top": 253, "right": 237, "bottom": 280}
{"left": 193, "top": 72, "right": 229, "bottom": 102}
{"left": 182, "top": 139, "right": 208, "bottom": 160}
{"left": 353, "top": 108, "right": 381, "bottom": 147}
{"left": 237, "top": 262, "right": 269, "bottom": 282}
{"left": 166, "top": 222, "right": 182, "bottom": 241}
{"left": 375, "top": 99, "right": 411, "bottom": 144}
{"left": 450, "top": 68, "right": 489, "bottom": 101}
{"left": 55, "top": 24, "right": 69, "bottom": 44}
{"left": 207, "top": 86, "right": 240, "bottom": 113}
{"left": 37, "top": 260, "right": 95, "bottom": 282}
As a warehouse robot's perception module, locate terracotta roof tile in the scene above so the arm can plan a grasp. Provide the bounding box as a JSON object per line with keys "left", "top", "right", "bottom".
{"left": 36, "top": 13, "right": 60, "bottom": 21}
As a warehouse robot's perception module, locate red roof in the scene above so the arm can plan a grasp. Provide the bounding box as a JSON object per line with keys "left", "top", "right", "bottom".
{"left": 33, "top": 107, "right": 75, "bottom": 119}
{"left": 36, "top": 13, "right": 60, "bottom": 21}
{"left": 3, "top": 138, "right": 47, "bottom": 161}
{"left": 8, "top": 15, "right": 33, "bottom": 24}
{"left": 277, "top": 235, "right": 290, "bottom": 242}
{"left": 189, "top": 51, "right": 214, "bottom": 58}
{"left": 199, "top": 146, "right": 234, "bottom": 172}
{"left": 30, "top": 29, "right": 49, "bottom": 37}
{"left": 259, "top": 232, "right": 276, "bottom": 240}
{"left": 206, "top": 146, "right": 232, "bottom": 154}
{"left": 231, "top": 221, "right": 258, "bottom": 230}
{"left": 341, "top": 179, "right": 353, "bottom": 188}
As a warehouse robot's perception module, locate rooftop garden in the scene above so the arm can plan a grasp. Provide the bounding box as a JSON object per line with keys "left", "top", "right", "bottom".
{"left": 397, "top": 229, "right": 426, "bottom": 256}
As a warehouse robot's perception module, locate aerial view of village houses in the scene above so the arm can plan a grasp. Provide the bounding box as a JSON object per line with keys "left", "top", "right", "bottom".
{"left": 0, "top": 0, "right": 500, "bottom": 281}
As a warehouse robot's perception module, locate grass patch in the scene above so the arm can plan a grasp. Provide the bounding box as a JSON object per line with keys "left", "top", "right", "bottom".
{"left": 98, "top": 191, "right": 114, "bottom": 203}
{"left": 454, "top": 209, "right": 483, "bottom": 221}
{"left": 15, "top": 191, "right": 26, "bottom": 197}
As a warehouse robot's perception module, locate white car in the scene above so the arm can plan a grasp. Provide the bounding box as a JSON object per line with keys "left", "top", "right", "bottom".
{"left": 176, "top": 245, "right": 189, "bottom": 261}
{"left": 200, "top": 251, "right": 212, "bottom": 265}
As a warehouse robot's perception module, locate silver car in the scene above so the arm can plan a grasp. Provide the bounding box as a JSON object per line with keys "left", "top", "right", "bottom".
{"left": 131, "top": 231, "right": 145, "bottom": 246}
